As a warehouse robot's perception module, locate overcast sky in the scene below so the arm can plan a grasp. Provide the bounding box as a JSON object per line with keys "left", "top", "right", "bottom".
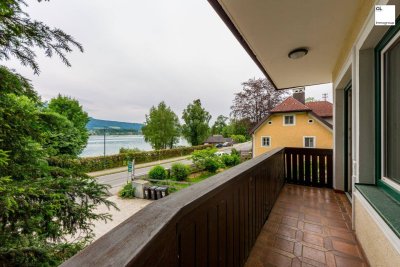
{"left": 5, "top": 0, "right": 332, "bottom": 123}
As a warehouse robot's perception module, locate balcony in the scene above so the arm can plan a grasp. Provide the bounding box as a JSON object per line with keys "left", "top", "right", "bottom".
{"left": 62, "top": 148, "right": 367, "bottom": 267}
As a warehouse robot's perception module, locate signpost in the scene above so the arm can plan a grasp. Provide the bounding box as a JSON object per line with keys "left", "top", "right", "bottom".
{"left": 128, "top": 160, "right": 135, "bottom": 182}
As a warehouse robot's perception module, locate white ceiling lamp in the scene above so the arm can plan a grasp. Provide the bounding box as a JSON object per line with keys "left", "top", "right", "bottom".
{"left": 288, "top": 48, "right": 308, "bottom": 59}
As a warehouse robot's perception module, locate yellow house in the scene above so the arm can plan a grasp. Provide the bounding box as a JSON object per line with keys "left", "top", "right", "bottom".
{"left": 251, "top": 91, "right": 333, "bottom": 157}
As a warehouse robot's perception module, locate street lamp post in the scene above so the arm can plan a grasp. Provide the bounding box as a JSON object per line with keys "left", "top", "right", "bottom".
{"left": 103, "top": 126, "right": 106, "bottom": 158}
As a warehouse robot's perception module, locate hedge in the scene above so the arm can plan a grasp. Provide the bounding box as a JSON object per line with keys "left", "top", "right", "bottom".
{"left": 49, "top": 144, "right": 213, "bottom": 173}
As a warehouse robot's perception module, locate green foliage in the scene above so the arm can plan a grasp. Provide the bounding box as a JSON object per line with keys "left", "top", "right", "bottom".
{"left": 119, "top": 147, "right": 142, "bottom": 153}
{"left": 191, "top": 148, "right": 221, "bottom": 173}
{"left": 204, "top": 158, "right": 220, "bottom": 173}
{"left": 231, "top": 148, "right": 240, "bottom": 157}
{"left": 47, "top": 95, "right": 89, "bottom": 156}
{"left": 39, "top": 111, "right": 82, "bottom": 157}
{"left": 305, "top": 97, "right": 317, "bottom": 103}
{"left": 231, "top": 134, "right": 247, "bottom": 143}
{"left": 119, "top": 182, "right": 136, "bottom": 199}
{"left": 171, "top": 163, "right": 190, "bottom": 181}
{"left": 142, "top": 101, "right": 180, "bottom": 150}
{"left": 0, "top": 0, "right": 83, "bottom": 74}
{"left": 220, "top": 119, "right": 251, "bottom": 139}
{"left": 211, "top": 115, "right": 228, "bottom": 135}
{"left": 148, "top": 165, "right": 167, "bottom": 180}
{"left": 182, "top": 99, "right": 211, "bottom": 146}
{"left": 0, "top": 68, "right": 115, "bottom": 266}
{"left": 221, "top": 154, "right": 240, "bottom": 167}
{"left": 0, "top": 66, "right": 39, "bottom": 101}
{"left": 60, "top": 144, "right": 212, "bottom": 173}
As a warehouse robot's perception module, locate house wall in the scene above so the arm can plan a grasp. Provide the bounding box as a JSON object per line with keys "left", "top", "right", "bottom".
{"left": 332, "top": 0, "right": 375, "bottom": 81}
{"left": 333, "top": 88, "right": 346, "bottom": 191}
{"left": 354, "top": 192, "right": 400, "bottom": 266}
{"left": 332, "top": 0, "right": 400, "bottom": 264}
{"left": 253, "top": 112, "right": 332, "bottom": 157}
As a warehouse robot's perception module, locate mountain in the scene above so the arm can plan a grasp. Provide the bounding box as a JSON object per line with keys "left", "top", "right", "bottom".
{"left": 86, "top": 118, "right": 143, "bottom": 134}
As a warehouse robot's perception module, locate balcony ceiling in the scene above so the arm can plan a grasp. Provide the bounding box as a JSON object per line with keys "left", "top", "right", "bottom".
{"left": 212, "top": 0, "right": 366, "bottom": 89}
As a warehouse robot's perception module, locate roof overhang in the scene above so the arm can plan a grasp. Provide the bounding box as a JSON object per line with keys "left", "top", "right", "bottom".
{"left": 208, "top": 0, "right": 369, "bottom": 89}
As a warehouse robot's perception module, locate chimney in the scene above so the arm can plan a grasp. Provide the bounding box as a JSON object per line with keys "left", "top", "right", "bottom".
{"left": 292, "top": 87, "right": 305, "bottom": 104}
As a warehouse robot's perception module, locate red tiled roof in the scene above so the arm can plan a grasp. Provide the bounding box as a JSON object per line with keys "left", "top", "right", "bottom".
{"left": 305, "top": 101, "right": 333, "bottom": 117}
{"left": 270, "top": 97, "right": 311, "bottom": 113}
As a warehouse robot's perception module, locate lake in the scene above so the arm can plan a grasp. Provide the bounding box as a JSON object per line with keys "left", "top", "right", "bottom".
{"left": 80, "top": 135, "right": 189, "bottom": 157}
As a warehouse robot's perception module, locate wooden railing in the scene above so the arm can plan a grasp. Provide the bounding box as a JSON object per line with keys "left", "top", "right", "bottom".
{"left": 61, "top": 148, "right": 286, "bottom": 267}
{"left": 284, "top": 147, "right": 333, "bottom": 188}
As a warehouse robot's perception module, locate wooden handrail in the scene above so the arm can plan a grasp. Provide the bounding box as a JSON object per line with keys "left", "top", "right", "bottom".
{"left": 61, "top": 148, "right": 286, "bottom": 267}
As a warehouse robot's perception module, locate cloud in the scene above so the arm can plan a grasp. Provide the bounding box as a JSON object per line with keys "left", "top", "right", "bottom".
{"left": 4, "top": 0, "right": 331, "bottom": 123}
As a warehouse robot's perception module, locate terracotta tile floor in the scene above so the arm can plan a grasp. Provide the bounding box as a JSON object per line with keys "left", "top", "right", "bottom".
{"left": 245, "top": 184, "right": 369, "bottom": 267}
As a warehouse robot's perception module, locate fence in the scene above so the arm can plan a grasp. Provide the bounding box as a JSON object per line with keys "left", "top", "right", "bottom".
{"left": 284, "top": 147, "right": 333, "bottom": 188}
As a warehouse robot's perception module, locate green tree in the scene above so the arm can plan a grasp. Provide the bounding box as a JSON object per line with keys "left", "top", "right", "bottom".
{"left": 191, "top": 148, "right": 221, "bottom": 173}
{"left": 0, "top": 66, "right": 39, "bottom": 101}
{"left": 221, "top": 119, "right": 251, "bottom": 139}
{"left": 182, "top": 99, "right": 211, "bottom": 146}
{"left": 142, "top": 102, "right": 181, "bottom": 150}
{"left": 0, "top": 70, "right": 113, "bottom": 267}
{"left": 211, "top": 115, "right": 228, "bottom": 135}
{"left": 47, "top": 95, "right": 90, "bottom": 156}
{"left": 305, "top": 97, "right": 317, "bottom": 102}
{"left": 0, "top": 0, "right": 83, "bottom": 74}
{"left": 39, "top": 110, "right": 83, "bottom": 157}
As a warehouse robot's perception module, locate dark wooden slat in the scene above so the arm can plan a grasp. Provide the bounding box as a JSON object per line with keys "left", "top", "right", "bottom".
{"left": 292, "top": 153, "right": 298, "bottom": 184}
{"left": 179, "top": 223, "right": 196, "bottom": 267}
{"left": 239, "top": 186, "right": 245, "bottom": 265}
{"left": 318, "top": 155, "right": 326, "bottom": 187}
{"left": 327, "top": 154, "right": 333, "bottom": 188}
{"left": 284, "top": 148, "right": 333, "bottom": 188}
{"left": 304, "top": 154, "right": 311, "bottom": 186}
{"left": 61, "top": 148, "right": 287, "bottom": 267}
{"left": 196, "top": 213, "right": 207, "bottom": 267}
{"left": 312, "top": 154, "right": 319, "bottom": 186}
{"left": 233, "top": 189, "right": 239, "bottom": 267}
{"left": 218, "top": 201, "right": 227, "bottom": 267}
{"left": 286, "top": 153, "right": 292, "bottom": 183}
{"left": 244, "top": 180, "right": 249, "bottom": 260}
{"left": 299, "top": 154, "right": 304, "bottom": 184}
{"left": 208, "top": 206, "right": 218, "bottom": 267}
{"left": 226, "top": 193, "right": 234, "bottom": 267}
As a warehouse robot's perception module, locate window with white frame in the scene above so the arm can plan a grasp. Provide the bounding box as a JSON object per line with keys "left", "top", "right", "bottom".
{"left": 304, "top": 137, "right": 315, "bottom": 148}
{"left": 261, "top": 136, "right": 271, "bottom": 147}
{"left": 283, "top": 115, "right": 295, "bottom": 125}
{"left": 381, "top": 30, "right": 400, "bottom": 185}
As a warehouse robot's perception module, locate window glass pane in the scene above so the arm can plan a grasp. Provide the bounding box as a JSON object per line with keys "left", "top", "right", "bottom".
{"left": 305, "top": 137, "right": 314, "bottom": 148}
{"left": 262, "top": 137, "right": 270, "bottom": 146}
{"left": 285, "top": 116, "right": 293, "bottom": 124}
{"left": 385, "top": 40, "right": 400, "bottom": 183}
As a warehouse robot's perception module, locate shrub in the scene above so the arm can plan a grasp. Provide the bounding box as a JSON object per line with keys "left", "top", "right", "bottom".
{"left": 191, "top": 148, "right": 224, "bottom": 173}
{"left": 171, "top": 163, "right": 190, "bottom": 181}
{"left": 221, "top": 154, "right": 241, "bottom": 167}
{"left": 204, "top": 158, "right": 220, "bottom": 173}
{"left": 231, "top": 134, "right": 247, "bottom": 143}
{"left": 230, "top": 148, "right": 240, "bottom": 157}
{"left": 148, "top": 165, "right": 167, "bottom": 180}
{"left": 119, "top": 182, "right": 136, "bottom": 198}
{"left": 51, "top": 144, "right": 213, "bottom": 173}
{"left": 119, "top": 147, "right": 141, "bottom": 153}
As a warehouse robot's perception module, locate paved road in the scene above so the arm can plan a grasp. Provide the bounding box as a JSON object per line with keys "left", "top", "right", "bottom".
{"left": 98, "top": 142, "right": 251, "bottom": 195}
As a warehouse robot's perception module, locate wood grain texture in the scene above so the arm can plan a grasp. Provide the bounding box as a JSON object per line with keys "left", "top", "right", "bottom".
{"left": 62, "top": 148, "right": 286, "bottom": 267}
{"left": 284, "top": 148, "right": 333, "bottom": 188}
